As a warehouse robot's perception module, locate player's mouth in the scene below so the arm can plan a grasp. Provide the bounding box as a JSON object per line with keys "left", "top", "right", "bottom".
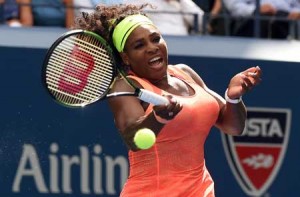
{"left": 149, "top": 56, "right": 163, "bottom": 68}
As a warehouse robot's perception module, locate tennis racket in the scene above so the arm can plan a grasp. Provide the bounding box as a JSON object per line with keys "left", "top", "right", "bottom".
{"left": 42, "top": 29, "right": 169, "bottom": 107}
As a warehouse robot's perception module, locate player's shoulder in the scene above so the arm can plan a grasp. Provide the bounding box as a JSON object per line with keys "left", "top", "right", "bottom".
{"left": 171, "top": 64, "right": 195, "bottom": 76}
{"left": 110, "top": 77, "right": 135, "bottom": 93}
{"left": 172, "top": 63, "right": 190, "bottom": 69}
{"left": 171, "top": 64, "right": 205, "bottom": 87}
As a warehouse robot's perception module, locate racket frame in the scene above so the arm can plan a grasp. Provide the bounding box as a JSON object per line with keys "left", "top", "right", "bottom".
{"left": 42, "top": 29, "right": 117, "bottom": 107}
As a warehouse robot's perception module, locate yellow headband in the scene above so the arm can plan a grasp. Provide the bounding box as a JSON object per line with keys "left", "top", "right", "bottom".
{"left": 112, "top": 14, "right": 154, "bottom": 52}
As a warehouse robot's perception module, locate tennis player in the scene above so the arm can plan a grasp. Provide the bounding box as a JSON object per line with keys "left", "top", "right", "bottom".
{"left": 74, "top": 3, "right": 262, "bottom": 196}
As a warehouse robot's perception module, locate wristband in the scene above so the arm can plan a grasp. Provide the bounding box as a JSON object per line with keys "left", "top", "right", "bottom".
{"left": 225, "top": 89, "right": 242, "bottom": 104}
{"left": 153, "top": 110, "right": 170, "bottom": 124}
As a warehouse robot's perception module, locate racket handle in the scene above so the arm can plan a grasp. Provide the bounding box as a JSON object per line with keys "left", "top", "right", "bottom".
{"left": 138, "top": 89, "right": 169, "bottom": 105}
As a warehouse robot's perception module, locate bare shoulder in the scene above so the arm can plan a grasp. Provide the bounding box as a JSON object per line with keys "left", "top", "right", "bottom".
{"left": 109, "top": 76, "right": 141, "bottom": 93}
{"left": 107, "top": 77, "right": 146, "bottom": 132}
{"left": 109, "top": 78, "right": 131, "bottom": 93}
{"left": 172, "top": 64, "right": 206, "bottom": 88}
{"left": 173, "top": 63, "right": 192, "bottom": 72}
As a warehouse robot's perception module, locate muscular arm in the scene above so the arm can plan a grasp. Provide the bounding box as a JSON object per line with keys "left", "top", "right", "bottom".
{"left": 107, "top": 78, "right": 165, "bottom": 151}
{"left": 108, "top": 75, "right": 182, "bottom": 151}
{"left": 176, "top": 64, "right": 251, "bottom": 136}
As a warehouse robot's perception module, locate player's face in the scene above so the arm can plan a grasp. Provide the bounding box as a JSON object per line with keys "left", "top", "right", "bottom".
{"left": 121, "top": 25, "right": 168, "bottom": 82}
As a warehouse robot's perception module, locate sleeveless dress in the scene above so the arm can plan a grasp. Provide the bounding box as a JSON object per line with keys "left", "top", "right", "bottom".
{"left": 120, "top": 66, "right": 220, "bottom": 197}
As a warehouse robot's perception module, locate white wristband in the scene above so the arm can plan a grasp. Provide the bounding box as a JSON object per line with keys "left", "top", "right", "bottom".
{"left": 225, "top": 89, "right": 242, "bottom": 104}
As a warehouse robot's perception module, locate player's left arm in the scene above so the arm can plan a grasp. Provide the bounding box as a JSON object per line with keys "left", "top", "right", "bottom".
{"left": 217, "top": 66, "right": 262, "bottom": 135}
{"left": 175, "top": 64, "right": 262, "bottom": 136}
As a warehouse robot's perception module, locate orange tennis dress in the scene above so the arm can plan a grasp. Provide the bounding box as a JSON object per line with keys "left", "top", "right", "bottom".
{"left": 120, "top": 66, "right": 220, "bottom": 197}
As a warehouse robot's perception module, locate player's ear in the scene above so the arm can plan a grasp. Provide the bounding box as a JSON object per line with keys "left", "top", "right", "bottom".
{"left": 119, "top": 52, "right": 130, "bottom": 65}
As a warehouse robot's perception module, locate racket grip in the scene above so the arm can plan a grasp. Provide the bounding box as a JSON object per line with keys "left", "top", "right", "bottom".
{"left": 139, "top": 89, "right": 169, "bottom": 105}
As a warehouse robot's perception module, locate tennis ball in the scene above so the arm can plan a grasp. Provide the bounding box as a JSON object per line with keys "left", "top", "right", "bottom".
{"left": 134, "top": 128, "right": 156, "bottom": 150}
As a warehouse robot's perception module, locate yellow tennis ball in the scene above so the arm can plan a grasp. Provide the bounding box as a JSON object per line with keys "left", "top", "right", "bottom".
{"left": 134, "top": 128, "right": 156, "bottom": 150}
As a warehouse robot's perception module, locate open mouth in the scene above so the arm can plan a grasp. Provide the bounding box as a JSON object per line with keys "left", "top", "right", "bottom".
{"left": 149, "top": 56, "right": 163, "bottom": 67}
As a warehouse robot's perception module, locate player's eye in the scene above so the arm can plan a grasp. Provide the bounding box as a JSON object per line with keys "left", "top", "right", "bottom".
{"left": 133, "top": 41, "right": 144, "bottom": 49}
{"left": 153, "top": 36, "right": 161, "bottom": 43}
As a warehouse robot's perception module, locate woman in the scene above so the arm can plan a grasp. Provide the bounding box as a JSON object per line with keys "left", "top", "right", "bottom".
{"left": 75, "top": 4, "right": 262, "bottom": 196}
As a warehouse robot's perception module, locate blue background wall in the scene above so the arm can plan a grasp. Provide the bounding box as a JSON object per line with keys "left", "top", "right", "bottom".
{"left": 0, "top": 27, "right": 299, "bottom": 196}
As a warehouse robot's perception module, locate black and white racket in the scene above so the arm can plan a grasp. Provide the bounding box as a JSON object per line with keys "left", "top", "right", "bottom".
{"left": 42, "top": 29, "right": 169, "bottom": 107}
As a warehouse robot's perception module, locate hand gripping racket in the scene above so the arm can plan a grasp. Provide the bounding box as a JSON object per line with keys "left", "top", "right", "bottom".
{"left": 42, "top": 29, "right": 169, "bottom": 107}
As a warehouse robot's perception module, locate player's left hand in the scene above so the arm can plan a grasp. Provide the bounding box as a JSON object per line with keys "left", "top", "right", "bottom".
{"left": 227, "top": 66, "right": 262, "bottom": 99}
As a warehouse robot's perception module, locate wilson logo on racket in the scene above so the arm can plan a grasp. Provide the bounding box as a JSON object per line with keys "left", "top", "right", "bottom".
{"left": 221, "top": 107, "right": 291, "bottom": 196}
{"left": 58, "top": 45, "right": 95, "bottom": 94}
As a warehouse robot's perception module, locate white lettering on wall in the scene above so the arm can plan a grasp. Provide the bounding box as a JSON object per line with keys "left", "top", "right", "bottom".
{"left": 12, "top": 143, "right": 128, "bottom": 195}
{"left": 244, "top": 118, "right": 283, "bottom": 137}
{"left": 12, "top": 144, "right": 48, "bottom": 193}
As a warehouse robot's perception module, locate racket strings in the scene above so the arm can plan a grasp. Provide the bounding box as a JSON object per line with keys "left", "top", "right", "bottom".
{"left": 45, "top": 34, "right": 115, "bottom": 106}
{"left": 55, "top": 38, "right": 113, "bottom": 73}
{"left": 49, "top": 46, "right": 112, "bottom": 87}
{"left": 74, "top": 37, "right": 115, "bottom": 85}
{"left": 48, "top": 45, "right": 110, "bottom": 98}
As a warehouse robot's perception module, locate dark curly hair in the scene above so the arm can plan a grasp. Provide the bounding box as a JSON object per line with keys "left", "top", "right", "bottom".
{"left": 74, "top": 4, "right": 151, "bottom": 45}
